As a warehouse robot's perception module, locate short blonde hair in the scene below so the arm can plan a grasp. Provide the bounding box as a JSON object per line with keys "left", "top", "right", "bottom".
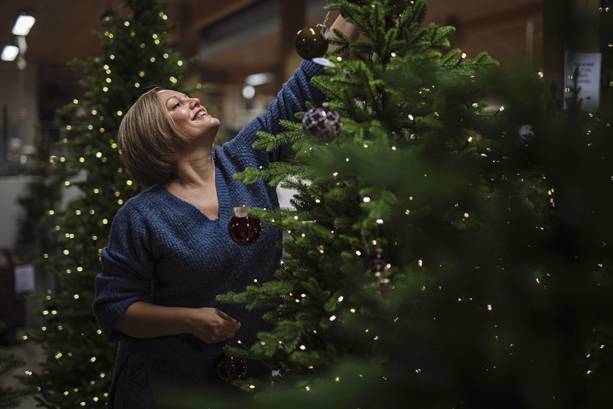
{"left": 117, "top": 87, "right": 189, "bottom": 187}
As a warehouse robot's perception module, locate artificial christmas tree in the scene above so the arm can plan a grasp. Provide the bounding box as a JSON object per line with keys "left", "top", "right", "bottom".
{"left": 217, "top": 0, "right": 498, "bottom": 386}
{"left": 20, "top": 1, "right": 191, "bottom": 407}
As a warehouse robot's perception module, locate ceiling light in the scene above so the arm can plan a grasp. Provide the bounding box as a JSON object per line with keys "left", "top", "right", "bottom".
{"left": 1, "top": 45, "right": 19, "bottom": 61}
{"left": 242, "top": 85, "right": 256, "bottom": 100}
{"left": 245, "top": 73, "right": 273, "bottom": 87}
{"left": 12, "top": 14, "right": 36, "bottom": 36}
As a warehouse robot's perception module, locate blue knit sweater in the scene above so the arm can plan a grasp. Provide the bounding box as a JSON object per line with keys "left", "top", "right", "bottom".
{"left": 92, "top": 60, "right": 325, "bottom": 408}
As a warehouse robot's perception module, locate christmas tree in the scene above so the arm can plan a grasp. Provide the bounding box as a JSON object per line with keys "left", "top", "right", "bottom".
{"left": 217, "top": 0, "right": 498, "bottom": 386}
{"left": 188, "top": 0, "right": 613, "bottom": 408}
{"left": 20, "top": 1, "right": 190, "bottom": 407}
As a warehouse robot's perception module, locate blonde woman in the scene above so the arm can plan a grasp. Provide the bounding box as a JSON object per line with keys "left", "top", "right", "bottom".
{"left": 92, "top": 14, "right": 359, "bottom": 409}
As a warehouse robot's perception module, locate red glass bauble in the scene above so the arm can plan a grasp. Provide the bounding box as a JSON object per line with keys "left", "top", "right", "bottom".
{"left": 229, "top": 206, "right": 262, "bottom": 245}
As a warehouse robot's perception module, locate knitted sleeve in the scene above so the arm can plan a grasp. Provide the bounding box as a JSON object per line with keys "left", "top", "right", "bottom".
{"left": 223, "top": 59, "right": 326, "bottom": 165}
{"left": 92, "top": 203, "right": 154, "bottom": 343}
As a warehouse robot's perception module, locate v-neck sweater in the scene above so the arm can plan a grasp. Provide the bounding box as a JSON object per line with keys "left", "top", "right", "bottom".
{"left": 92, "top": 60, "right": 325, "bottom": 406}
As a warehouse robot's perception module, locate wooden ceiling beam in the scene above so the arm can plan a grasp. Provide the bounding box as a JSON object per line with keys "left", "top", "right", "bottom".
{"left": 183, "top": 0, "right": 260, "bottom": 34}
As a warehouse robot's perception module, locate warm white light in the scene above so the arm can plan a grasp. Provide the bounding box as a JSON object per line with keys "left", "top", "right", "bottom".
{"left": 12, "top": 15, "right": 36, "bottom": 36}
{"left": 242, "top": 85, "right": 255, "bottom": 99}
{"left": 1, "top": 45, "right": 18, "bottom": 61}
{"left": 245, "top": 72, "right": 273, "bottom": 87}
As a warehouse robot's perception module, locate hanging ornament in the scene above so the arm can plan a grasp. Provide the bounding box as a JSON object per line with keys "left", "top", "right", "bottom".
{"left": 368, "top": 250, "right": 388, "bottom": 281}
{"left": 229, "top": 206, "right": 262, "bottom": 245}
{"left": 302, "top": 107, "right": 342, "bottom": 142}
{"left": 216, "top": 354, "right": 248, "bottom": 383}
{"left": 295, "top": 24, "right": 329, "bottom": 60}
{"left": 368, "top": 249, "right": 392, "bottom": 298}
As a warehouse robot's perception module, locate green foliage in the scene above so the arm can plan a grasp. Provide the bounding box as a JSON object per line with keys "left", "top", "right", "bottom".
{"left": 213, "top": 0, "right": 613, "bottom": 407}
{"left": 20, "top": 1, "right": 190, "bottom": 407}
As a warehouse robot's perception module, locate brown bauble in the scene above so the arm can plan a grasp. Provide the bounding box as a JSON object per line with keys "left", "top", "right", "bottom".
{"left": 295, "top": 25, "right": 329, "bottom": 60}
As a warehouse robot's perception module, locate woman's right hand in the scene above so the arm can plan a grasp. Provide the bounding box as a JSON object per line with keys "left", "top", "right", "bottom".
{"left": 186, "top": 307, "right": 241, "bottom": 344}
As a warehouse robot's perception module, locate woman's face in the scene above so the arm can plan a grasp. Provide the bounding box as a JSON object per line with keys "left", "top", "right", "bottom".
{"left": 156, "top": 89, "right": 220, "bottom": 142}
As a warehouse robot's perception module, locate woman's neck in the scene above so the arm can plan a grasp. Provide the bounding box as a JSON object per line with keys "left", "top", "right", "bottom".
{"left": 171, "top": 144, "right": 215, "bottom": 191}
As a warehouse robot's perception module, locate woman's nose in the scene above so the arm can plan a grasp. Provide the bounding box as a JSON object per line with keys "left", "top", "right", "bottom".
{"left": 189, "top": 98, "right": 201, "bottom": 108}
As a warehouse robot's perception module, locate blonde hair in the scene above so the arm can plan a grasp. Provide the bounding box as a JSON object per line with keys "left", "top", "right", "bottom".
{"left": 117, "top": 87, "right": 189, "bottom": 187}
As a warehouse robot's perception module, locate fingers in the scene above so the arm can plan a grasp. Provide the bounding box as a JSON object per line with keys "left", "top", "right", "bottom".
{"left": 191, "top": 308, "right": 242, "bottom": 344}
{"left": 215, "top": 309, "right": 241, "bottom": 332}
{"left": 215, "top": 308, "right": 238, "bottom": 323}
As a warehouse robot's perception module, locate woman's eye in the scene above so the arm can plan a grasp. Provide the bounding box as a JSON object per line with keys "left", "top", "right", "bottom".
{"left": 173, "top": 102, "right": 180, "bottom": 109}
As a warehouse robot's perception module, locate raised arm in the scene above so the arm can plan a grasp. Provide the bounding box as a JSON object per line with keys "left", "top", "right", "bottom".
{"left": 222, "top": 14, "right": 360, "bottom": 163}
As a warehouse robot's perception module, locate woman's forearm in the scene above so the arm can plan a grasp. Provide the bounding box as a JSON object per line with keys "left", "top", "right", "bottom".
{"left": 114, "top": 301, "right": 191, "bottom": 339}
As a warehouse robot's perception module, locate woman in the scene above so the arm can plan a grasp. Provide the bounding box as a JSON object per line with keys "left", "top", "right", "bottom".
{"left": 92, "top": 14, "right": 359, "bottom": 409}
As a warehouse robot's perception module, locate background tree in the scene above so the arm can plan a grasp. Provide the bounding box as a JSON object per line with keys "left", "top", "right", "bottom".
{"left": 20, "top": 1, "right": 191, "bottom": 407}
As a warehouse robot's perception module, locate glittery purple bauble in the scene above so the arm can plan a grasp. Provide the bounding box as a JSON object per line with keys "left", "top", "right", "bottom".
{"left": 302, "top": 107, "right": 341, "bottom": 142}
